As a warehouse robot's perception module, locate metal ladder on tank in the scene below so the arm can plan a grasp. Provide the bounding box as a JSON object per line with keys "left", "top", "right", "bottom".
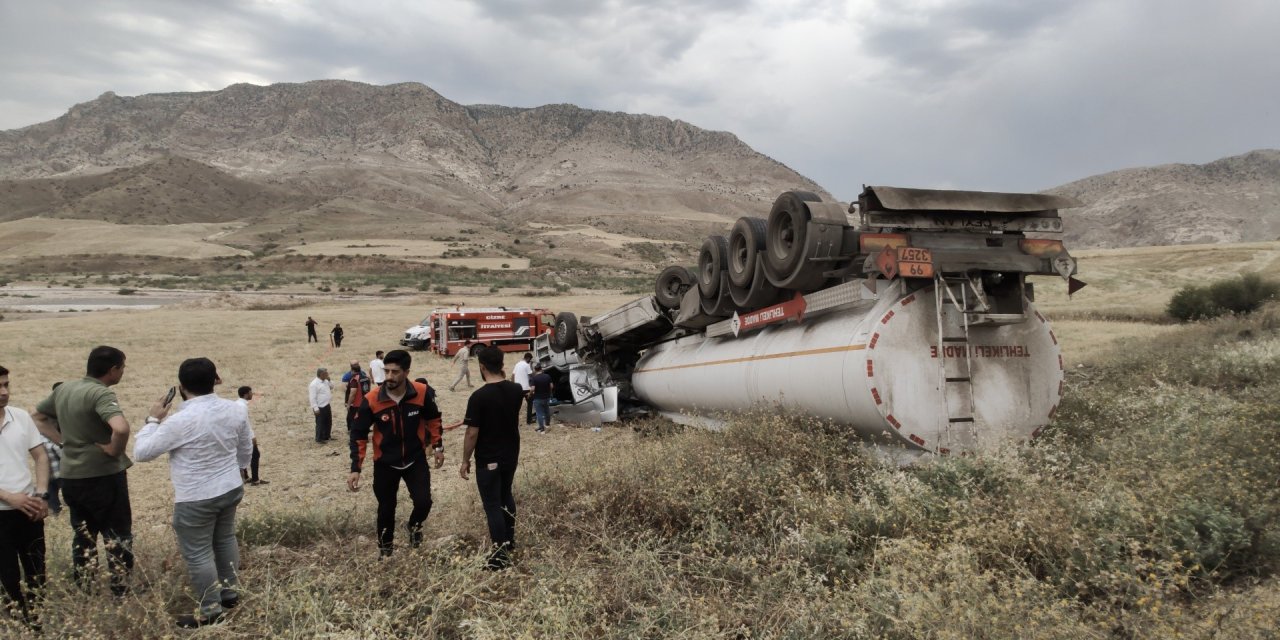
{"left": 933, "top": 273, "right": 987, "bottom": 451}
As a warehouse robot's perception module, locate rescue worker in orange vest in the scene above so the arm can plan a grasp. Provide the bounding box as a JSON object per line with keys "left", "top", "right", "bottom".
{"left": 346, "top": 350, "right": 444, "bottom": 557}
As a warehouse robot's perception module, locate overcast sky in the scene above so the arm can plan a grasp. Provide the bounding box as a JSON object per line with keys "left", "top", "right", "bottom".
{"left": 1, "top": 0, "right": 1276, "bottom": 199}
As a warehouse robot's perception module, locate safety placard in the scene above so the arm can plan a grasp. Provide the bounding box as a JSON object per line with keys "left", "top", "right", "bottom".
{"left": 896, "top": 246, "right": 934, "bottom": 279}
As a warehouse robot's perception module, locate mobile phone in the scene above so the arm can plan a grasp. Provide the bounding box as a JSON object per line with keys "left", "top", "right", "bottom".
{"left": 163, "top": 386, "right": 177, "bottom": 407}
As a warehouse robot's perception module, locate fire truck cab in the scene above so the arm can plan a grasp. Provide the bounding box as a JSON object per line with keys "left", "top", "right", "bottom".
{"left": 401, "top": 307, "right": 554, "bottom": 356}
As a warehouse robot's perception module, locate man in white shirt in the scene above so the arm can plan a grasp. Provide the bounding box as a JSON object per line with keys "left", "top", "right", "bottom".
{"left": 369, "top": 351, "right": 386, "bottom": 386}
{"left": 308, "top": 368, "right": 333, "bottom": 443}
{"left": 134, "top": 357, "right": 253, "bottom": 629}
{"left": 0, "top": 364, "right": 50, "bottom": 626}
{"left": 511, "top": 352, "right": 534, "bottom": 425}
{"left": 236, "top": 386, "right": 267, "bottom": 486}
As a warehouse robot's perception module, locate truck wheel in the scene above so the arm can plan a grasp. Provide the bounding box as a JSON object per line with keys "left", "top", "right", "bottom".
{"left": 765, "top": 191, "right": 814, "bottom": 282}
{"left": 697, "top": 235, "right": 729, "bottom": 299}
{"left": 655, "top": 265, "right": 696, "bottom": 309}
{"left": 550, "top": 311, "right": 578, "bottom": 353}
{"left": 728, "top": 217, "right": 767, "bottom": 288}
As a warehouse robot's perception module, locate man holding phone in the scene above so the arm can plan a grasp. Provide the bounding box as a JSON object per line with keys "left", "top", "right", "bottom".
{"left": 347, "top": 350, "right": 444, "bottom": 557}
{"left": 134, "top": 358, "right": 253, "bottom": 628}
{"left": 31, "top": 346, "right": 136, "bottom": 596}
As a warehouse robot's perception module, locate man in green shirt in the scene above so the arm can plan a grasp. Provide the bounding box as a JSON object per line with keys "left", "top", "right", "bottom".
{"left": 32, "top": 346, "right": 137, "bottom": 596}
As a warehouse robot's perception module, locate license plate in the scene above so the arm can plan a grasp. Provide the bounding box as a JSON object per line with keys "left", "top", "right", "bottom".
{"left": 896, "top": 247, "right": 934, "bottom": 278}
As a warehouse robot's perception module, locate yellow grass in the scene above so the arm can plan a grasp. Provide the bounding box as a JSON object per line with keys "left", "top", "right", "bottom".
{"left": 0, "top": 218, "right": 250, "bottom": 262}
{"left": 1035, "top": 240, "right": 1280, "bottom": 317}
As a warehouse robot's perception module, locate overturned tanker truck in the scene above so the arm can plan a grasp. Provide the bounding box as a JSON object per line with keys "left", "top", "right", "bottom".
{"left": 532, "top": 186, "right": 1085, "bottom": 457}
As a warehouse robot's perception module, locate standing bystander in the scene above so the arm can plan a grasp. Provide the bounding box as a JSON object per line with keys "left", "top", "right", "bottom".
{"left": 459, "top": 347, "right": 525, "bottom": 569}
{"left": 369, "top": 351, "right": 386, "bottom": 386}
{"left": 133, "top": 358, "right": 254, "bottom": 628}
{"left": 0, "top": 364, "right": 50, "bottom": 626}
{"left": 236, "top": 387, "right": 267, "bottom": 486}
{"left": 347, "top": 350, "right": 444, "bottom": 557}
{"left": 344, "top": 362, "right": 371, "bottom": 434}
{"left": 512, "top": 352, "right": 534, "bottom": 426}
{"left": 305, "top": 317, "right": 319, "bottom": 343}
{"left": 31, "top": 346, "right": 135, "bottom": 596}
{"left": 529, "top": 364, "right": 555, "bottom": 433}
{"left": 309, "top": 368, "right": 333, "bottom": 443}
{"left": 448, "top": 340, "right": 474, "bottom": 392}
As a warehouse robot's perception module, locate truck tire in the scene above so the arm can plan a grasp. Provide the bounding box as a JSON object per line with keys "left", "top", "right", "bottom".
{"left": 765, "top": 191, "right": 814, "bottom": 281}
{"left": 728, "top": 217, "right": 767, "bottom": 288}
{"left": 655, "top": 265, "right": 696, "bottom": 309}
{"left": 697, "top": 235, "right": 730, "bottom": 299}
{"left": 550, "top": 311, "right": 578, "bottom": 353}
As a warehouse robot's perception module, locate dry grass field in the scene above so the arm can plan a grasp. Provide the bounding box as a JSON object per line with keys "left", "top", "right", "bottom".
{"left": 1, "top": 243, "right": 1278, "bottom": 637}
{"left": 0, "top": 219, "right": 250, "bottom": 263}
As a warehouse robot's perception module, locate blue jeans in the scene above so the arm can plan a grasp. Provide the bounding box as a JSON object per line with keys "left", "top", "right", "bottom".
{"left": 173, "top": 487, "right": 243, "bottom": 617}
{"left": 532, "top": 398, "right": 550, "bottom": 429}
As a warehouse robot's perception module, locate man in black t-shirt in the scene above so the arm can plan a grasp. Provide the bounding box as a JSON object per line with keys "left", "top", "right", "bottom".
{"left": 529, "top": 364, "right": 554, "bottom": 432}
{"left": 459, "top": 346, "right": 524, "bottom": 570}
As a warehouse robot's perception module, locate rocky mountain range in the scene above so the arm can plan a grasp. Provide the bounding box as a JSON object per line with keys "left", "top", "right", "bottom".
{"left": 1051, "top": 149, "right": 1280, "bottom": 248}
{"left": 0, "top": 80, "right": 827, "bottom": 261}
{"left": 0, "top": 79, "right": 1276, "bottom": 259}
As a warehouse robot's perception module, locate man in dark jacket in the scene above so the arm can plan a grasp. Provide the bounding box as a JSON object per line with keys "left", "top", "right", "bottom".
{"left": 347, "top": 350, "right": 444, "bottom": 557}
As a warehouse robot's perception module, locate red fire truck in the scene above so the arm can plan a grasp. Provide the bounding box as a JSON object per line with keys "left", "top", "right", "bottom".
{"left": 401, "top": 307, "right": 555, "bottom": 356}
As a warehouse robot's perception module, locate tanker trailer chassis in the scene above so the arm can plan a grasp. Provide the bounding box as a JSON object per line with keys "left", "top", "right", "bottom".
{"left": 535, "top": 186, "right": 1085, "bottom": 456}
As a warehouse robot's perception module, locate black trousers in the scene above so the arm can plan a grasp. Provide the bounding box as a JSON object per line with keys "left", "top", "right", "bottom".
{"left": 314, "top": 405, "right": 332, "bottom": 442}
{"left": 307, "top": 328, "right": 318, "bottom": 342}
{"left": 372, "top": 461, "right": 433, "bottom": 553}
{"left": 0, "top": 510, "right": 45, "bottom": 621}
{"left": 61, "top": 470, "right": 133, "bottom": 595}
{"left": 249, "top": 443, "right": 262, "bottom": 482}
{"left": 524, "top": 394, "right": 535, "bottom": 424}
{"left": 475, "top": 460, "right": 517, "bottom": 556}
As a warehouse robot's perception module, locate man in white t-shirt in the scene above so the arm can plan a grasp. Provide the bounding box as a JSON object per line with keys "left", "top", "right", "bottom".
{"left": 0, "top": 364, "right": 50, "bottom": 626}
{"left": 511, "top": 352, "right": 534, "bottom": 425}
{"left": 369, "top": 351, "right": 386, "bottom": 386}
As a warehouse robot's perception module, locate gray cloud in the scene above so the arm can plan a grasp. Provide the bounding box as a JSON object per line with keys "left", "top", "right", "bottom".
{"left": 1, "top": 0, "right": 1277, "bottom": 199}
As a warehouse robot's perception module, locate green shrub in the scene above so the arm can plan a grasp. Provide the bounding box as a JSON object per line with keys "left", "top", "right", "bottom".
{"left": 1167, "top": 285, "right": 1221, "bottom": 320}
{"left": 1168, "top": 273, "right": 1279, "bottom": 321}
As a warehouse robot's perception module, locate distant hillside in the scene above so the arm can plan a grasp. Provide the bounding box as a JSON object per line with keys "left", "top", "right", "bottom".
{"left": 0, "top": 155, "right": 318, "bottom": 224}
{"left": 1048, "top": 149, "right": 1280, "bottom": 248}
{"left": 0, "top": 80, "right": 829, "bottom": 262}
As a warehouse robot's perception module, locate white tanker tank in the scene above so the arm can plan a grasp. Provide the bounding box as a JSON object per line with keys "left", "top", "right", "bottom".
{"left": 537, "top": 186, "right": 1085, "bottom": 457}
{"left": 631, "top": 278, "right": 1064, "bottom": 454}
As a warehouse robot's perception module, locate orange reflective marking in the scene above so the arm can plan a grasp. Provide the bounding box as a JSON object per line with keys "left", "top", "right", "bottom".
{"left": 634, "top": 343, "right": 868, "bottom": 374}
